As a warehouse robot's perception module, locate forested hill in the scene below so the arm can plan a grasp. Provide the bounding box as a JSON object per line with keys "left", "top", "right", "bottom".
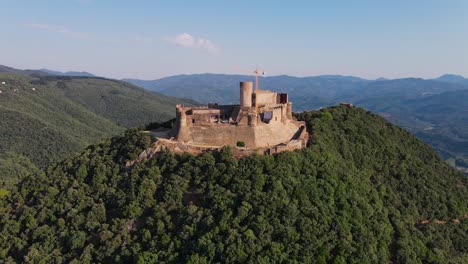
{"left": 0, "top": 72, "right": 195, "bottom": 186}
{"left": 1, "top": 106, "right": 466, "bottom": 263}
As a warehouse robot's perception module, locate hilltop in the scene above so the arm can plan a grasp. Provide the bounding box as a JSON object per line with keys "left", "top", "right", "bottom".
{"left": 125, "top": 73, "right": 468, "bottom": 172}
{"left": 0, "top": 72, "right": 195, "bottom": 186}
{"left": 0, "top": 106, "right": 466, "bottom": 263}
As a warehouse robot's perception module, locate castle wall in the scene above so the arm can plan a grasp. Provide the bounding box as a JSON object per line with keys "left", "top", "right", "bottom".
{"left": 189, "top": 124, "right": 256, "bottom": 147}
{"left": 192, "top": 109, "right": 220, "bottom": 115}
{"left": 185, "top": 119, "right": 303, "bottom": 148}
{"left": 255, "top": 90, "right": 277, "bottom": 106}
{"left": 252, "top": 120, "right": 302, "bottom": 147}
{"left": 270, "top": 107, "right": 283, "bottom": 123}
{"left": 277, "top": 93, "right": 288, "bottom": 104}
{"left": 216, "top": 105, "right": 237, "bottom": 119}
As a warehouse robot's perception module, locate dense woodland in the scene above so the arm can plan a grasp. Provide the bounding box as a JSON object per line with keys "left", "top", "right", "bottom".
{"left": 0, "top": 72, "right": 195, "bottom": 186}
{"left": 0, "top": 106, "right": 466, "bottom": 263}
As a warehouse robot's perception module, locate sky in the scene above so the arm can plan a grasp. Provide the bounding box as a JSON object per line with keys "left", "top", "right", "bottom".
{"left": 1, "top": 0, "right": 468, "bottom": 80}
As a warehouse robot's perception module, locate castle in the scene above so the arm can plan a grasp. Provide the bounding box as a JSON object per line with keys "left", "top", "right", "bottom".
{"left": 168, "top": 80, "right": 308, "bottom": 154}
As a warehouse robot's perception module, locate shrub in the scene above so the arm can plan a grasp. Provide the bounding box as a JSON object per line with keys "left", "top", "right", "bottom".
{"left": 321, "top": 111, "right": 333, "bottom": 121}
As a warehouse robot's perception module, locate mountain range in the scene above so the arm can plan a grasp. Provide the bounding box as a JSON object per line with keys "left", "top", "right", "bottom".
{"left": 123, "top": 74, "right": 468, "bottom": 106}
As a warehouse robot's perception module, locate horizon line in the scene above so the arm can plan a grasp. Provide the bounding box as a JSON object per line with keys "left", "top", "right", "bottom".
{"left": 3, "top": 64, "right": 467, "bottom": 82}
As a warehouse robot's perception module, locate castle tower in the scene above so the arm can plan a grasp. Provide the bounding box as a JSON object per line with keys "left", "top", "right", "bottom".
{"left": 174, "top": 105, "right": 191, "bottom": 143}
{"left": 240, "top": 82, "right": 253, "bottom": 108}
{"left": 286, "top": 102, "right": 293, "bottom": 119}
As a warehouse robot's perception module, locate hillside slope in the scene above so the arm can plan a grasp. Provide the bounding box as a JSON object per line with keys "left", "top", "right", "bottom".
{"left": 376, "top": 89, "right": 468, "bottom": 171}
{"left": 0, "top": 73, "right": 195, "bottom": 185}
{"left": 0, "top": 106, "right": 466, "bottom": 263}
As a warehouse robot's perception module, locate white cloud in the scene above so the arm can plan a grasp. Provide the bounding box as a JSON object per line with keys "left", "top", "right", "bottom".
{"left": 171, "top": 33, "right": 195, "bottom": 47}
{"left": 25, "top": 23, "right": 90, "bottom": 39}
{"left": 167, "top": 33, "right": 219, "bottom": 54}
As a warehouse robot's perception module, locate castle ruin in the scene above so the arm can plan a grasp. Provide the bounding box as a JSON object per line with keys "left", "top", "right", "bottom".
{"left": 166, "top": 80, "right": 308, "bottom": 155}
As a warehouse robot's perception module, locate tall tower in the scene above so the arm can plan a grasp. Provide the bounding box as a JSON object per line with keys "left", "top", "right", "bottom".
{"left": 240, "top": 82, "right": 253, "bottom": 107}
{"left": 174, "top": 105, "right": 191, "bottom": 143}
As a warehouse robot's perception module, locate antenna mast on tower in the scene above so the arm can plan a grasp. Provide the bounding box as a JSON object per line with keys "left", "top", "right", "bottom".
{"left": 254, "top": 67, "right": 265, "bottom": 91}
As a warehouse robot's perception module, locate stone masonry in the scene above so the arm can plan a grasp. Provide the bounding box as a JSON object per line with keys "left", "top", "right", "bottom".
{"left": 167, "top": 81, "right": 308, "bottom": 154}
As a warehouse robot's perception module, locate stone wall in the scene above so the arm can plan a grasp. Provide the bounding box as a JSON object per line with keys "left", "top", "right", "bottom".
{"left": 189, "top": 123, "right": 256, "bottom": 147}
{"left": 184, "top": 119, "right": 305, "bottom": 148}
{"left": 138, "top": 131, "right": 307, "bottom": 163}
{"left": 255, "top": 89, "right": 278, "bottom": 105}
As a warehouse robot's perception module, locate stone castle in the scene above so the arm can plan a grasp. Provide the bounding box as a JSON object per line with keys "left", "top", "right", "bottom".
{"left": 167, "top": 81, "right": 308, "bottom": 154}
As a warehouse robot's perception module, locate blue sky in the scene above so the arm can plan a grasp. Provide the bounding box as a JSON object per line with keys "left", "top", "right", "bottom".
{"left": 1, "top": 0, "right": 467, "bottom": 79}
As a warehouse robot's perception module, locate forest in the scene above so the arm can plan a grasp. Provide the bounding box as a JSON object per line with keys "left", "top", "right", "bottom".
{"left": 0, "top": 106, "right": 466, "bottom": 263}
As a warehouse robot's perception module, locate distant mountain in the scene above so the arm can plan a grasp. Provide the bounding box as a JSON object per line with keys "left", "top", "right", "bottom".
{"left": 434, "top": 74, "right": 468, "bottom": 85}
{"left": 0, "top": 65, "right": 97, "bottom": 77}
{"left": 0, "top": 70, "right": 196, "bottom": 186}
{"left": 124, "top": 74, "right": 468, "bottom": 113}
{"left": 375, "top": 77, "right": 388, "bottom": 81}
{"left": 39, "top": 68, "right": 97, "bottom": 77}
{"left": 0, "top": 64, "right": 50, "bottom": 77}
{"left": 124, "top": 74, "right": 468, "bottom": 107}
